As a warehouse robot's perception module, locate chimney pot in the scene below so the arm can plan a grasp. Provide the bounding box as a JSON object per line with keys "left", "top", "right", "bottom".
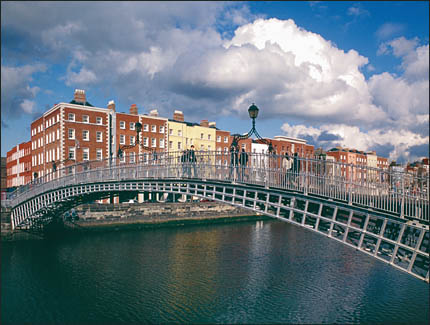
{"left": 130, "top": 104, "right": 138, "bottom": 115}
{"left": 107, "top": 100, "right": 115, "bottom": 111}
{"left": 173, "top": 110, "right": 184, "bottom": 122}
{"left": 74, "top": 89, "right": 86, "bottom": 104}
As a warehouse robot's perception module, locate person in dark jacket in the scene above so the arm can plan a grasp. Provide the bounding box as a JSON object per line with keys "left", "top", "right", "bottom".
{"left": 293, "top": 152, "right": 300, "bottom": 185}
{"left": 239, "top": 148, "right": 249, "bottom": 181}
{"left": 188, "top": 145, "right": 198, "bottom": 177}
{"left": 181, "top": 150, "right": 188, "bottom": 177}
{"left": 229, "top": 146, "right": 239, "bottom": 180}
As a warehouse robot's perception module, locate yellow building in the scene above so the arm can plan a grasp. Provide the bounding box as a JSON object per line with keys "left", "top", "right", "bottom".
{"left": 167, "top": 111, "right": 216, "bottom": 153}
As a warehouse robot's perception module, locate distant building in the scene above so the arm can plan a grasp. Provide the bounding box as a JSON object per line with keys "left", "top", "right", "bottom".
{"left": 269, "top": 135, "right": 314, "bottom": 158}
{"left": 6, "top": 141, "right": 32, "bottom": 188}
{"left": 1, "top": 157, "right": 6, "bottom": 199}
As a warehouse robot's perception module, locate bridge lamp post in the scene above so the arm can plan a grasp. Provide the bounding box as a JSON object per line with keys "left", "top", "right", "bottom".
{"left": 230, "top": 103, "right": 274, "bottom": 153}
{"left": 117, "top": 121, "right": 153, "bottom": 159}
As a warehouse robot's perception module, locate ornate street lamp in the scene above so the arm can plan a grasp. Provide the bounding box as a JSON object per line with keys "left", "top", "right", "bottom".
{"left": 230, "top": 103, "right": 273, "bottom": 153}
{"left": 117, "top": 121, "right": 154, "bottom": 158}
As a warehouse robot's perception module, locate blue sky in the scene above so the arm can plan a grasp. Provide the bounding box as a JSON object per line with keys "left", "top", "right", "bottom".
{"left": 1, "top": 1, "right": 429, "bottom": 163}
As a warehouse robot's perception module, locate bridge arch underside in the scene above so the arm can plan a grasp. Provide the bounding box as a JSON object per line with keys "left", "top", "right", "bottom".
{"left": 12, "top": 179, "right": 429, "bottom": 282}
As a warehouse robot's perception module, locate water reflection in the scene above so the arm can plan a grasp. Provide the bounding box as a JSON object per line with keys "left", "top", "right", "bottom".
{"left": 1, "top": 220, "right": 429, "bottom": 324}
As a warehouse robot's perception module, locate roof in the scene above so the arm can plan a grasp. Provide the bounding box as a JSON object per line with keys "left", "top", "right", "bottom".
{"left": 69, "top": 100, "right": 94, "bottom": 107}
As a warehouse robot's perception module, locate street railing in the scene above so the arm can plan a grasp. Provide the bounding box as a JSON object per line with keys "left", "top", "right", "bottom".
{"left": 4, "top": 151, "right": 429, "bottom": 222}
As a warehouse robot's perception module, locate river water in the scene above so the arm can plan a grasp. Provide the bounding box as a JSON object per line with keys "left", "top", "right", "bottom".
{"left": 2, "top": 219, "right": 429, "bottom": 324}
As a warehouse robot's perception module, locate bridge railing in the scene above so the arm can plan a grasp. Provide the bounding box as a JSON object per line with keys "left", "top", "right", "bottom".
{"left": 4, "top": 151, "right": 429, "bottom": 222}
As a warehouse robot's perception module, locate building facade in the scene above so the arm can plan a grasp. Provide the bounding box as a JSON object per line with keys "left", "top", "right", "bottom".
{"left": 6, "top": 141, "right": 32, "bottom": 188}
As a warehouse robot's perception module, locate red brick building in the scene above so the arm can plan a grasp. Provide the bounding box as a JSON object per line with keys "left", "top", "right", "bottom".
{"left": 115, "top": 107, "right": 168, "bottom": 163}
{"left": 29, "top": 89, "right": 169, "bottom": 179}
{"left": 268, "top": 136, "right": 314, "bottom": 158}
{"left": 31, "top": 89, "right": 111, "bottom": 178}
{"left": 6, "top": 141, "right": 32, "bottom": 188}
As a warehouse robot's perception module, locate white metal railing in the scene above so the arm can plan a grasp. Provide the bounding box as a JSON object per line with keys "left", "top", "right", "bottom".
{"left": 4, "top": 151, "right": 429, "bottom": 222}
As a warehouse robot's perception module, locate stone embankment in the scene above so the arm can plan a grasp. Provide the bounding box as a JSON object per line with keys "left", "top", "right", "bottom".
{"left": 1, "top": 202, "right": 267, "bottom": 241}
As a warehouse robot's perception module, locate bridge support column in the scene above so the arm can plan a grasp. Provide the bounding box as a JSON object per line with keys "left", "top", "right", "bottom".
{"left": 138, "top": 193, "right": 144, "bottom": 203}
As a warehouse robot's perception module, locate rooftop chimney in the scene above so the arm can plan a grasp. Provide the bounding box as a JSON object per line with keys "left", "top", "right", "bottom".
{"left": 173, "top": 110, "right": 184, "bottom": 122}
{"left": 149, "top": 109, "right": 159, "bottom": 117}
{"left": 130, "top": 104, "right": 138, "bottom": 115}
{"left": 200, "top": 120, "right": 209, "bottom": 127}
{"left": 107, "top": 100, "right": 115, "bottom": 111}
{"left": 74, "top": 89, "right": 86, "bottom": 104}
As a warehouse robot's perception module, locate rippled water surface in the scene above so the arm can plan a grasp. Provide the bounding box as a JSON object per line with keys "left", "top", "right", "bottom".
{"left": 2, "top": 220, "right": 429, "bottom": 324}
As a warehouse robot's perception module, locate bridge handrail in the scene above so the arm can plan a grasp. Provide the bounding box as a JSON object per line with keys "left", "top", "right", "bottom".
{"left": 4, "top": 151, "right": 429, "bottom": 222}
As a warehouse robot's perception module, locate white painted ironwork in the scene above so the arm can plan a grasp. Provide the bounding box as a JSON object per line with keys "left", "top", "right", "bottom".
{"left": 3, "top": 151, "right": 429, "bottom": 282}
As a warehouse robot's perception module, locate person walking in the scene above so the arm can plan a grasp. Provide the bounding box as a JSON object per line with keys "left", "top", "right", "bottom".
{"left": 239, "top": 148, "right": 249, "bottom": 181}
{"left": 189, "top": 145, "right": 198, "bottom": 178}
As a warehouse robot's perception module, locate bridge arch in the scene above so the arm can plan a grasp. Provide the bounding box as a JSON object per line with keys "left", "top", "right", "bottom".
{"left": 9, "top": 173, "right": 429, "bottom": 283}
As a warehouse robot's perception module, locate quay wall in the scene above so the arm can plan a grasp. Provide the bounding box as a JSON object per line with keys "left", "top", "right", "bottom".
{"left": 1, "top": 202, "right": 267, "bottom": 241}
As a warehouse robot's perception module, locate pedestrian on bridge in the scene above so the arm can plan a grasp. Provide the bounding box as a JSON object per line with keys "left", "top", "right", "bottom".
{"left": 181, "top": 150, "right": 188, "bottom": 177}
{"left": 229, "top": 146, "right": 239, "bottom": 180}
{"left": 188, "top": 145, "right": 198, "bottom": 178}
{"left": 239, "top": 148, "right": 249, "bottom": 181}
{"left": 293, "top": 152, "right": 300, "bottom": 186}
{"left": 282, "top": 153, "right": 292, "bottom": 186}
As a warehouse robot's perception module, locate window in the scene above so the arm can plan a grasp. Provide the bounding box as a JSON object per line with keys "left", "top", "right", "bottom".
{"left": 57, "top": 129, "right": 59, "bottom": 140}
{"left": 178, "top": 130, "right": 182, "bottom": 136}
{"left": 96, "top": 117, "right": 103, "bottom": 125}
{"left": 144, "top": 124, "right": 149, "bottom": 131}
{"left": 96, "top": 131, "right": 103, "bottom": 142}
{"left": 68, "top": 128, "right": 75, "bottom": 139}
{"left": 159, "top": 138, "right": 165, "bottom": 148}
{"left": 169, "top": 129, "right": 173, "bottom": 135}
{"left": 83, "top": 148, "right": 89, "bottom": 161}
{"left": 82, "top": 115, "right": 89, "bottom": 123}
{"left": 217, "top": 136, "right": 221, "bottom": 142}
{"left": 208, "top": 134, "right": 211, "bottom": 140}
{"left": 57, "top": 115, "right": 60, "bottom": 123}
{"left": 200, "top": 145, "right": 204, "bottom": 150}
{"left": 130, "top": 135, "right": 135, "bottom": 145}
{"left": 68, "top": 113, "right": 75, "bottom": 121}
{"left": 224, "top": 147, "right": 228, "bottom": 153}
{"left": 143, "top": 137, "right": 148, "bottom": 147}
{"left": 130, "top": 122, "right": 135, "bottom": 130}
{"left": 159, "top": 126, "right": 165, "bottom": 133}
{"left": 83, "top": 130, "right": 89, "bottom": 141}
{"left": 208, "top": 145, "right": 211, "bottom": 151}
{"left": 68, "top": 147, "right": 76, "bottom": 160}
{"left": 96, "top": 149, "right": 103, "bottom": 161}
{"left": 178, "top": 142, "right": 181, "bottom": 150}
{"left": 120, "top": 135, "right": 125, "bottom": 145}
{"left": 169, "top": 141, "right": 173, "bottom": 149}
{"left": 120, "top": 121, "right": 125, "bottom": 129}
{"left": 200, "top": 133, "right": 204, "bottom": 139}
{"left": 224, "top": 136, "right": 228, "bottom": 143}
{"left": 151, "top": 138, "right": 156, "bottom": 147}
{"left": 130, "top": 152, "right": 136, "bottom": 163}
{"left": 151, "top": 125, "right": 156, "bottom": 133}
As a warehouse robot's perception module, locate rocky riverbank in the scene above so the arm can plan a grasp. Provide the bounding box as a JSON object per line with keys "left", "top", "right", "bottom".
{"left": 1, "top": 202, "right": 268, "bottom": 241}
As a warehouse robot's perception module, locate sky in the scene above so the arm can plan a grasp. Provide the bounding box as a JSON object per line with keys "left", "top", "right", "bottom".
{"left": 1, "top": 1, "right": 429, "bottom": 163}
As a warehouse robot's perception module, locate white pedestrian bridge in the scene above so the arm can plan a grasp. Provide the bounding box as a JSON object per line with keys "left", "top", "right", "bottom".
{"left": 2, "top": 151, "right": 429, "bottom": 282}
